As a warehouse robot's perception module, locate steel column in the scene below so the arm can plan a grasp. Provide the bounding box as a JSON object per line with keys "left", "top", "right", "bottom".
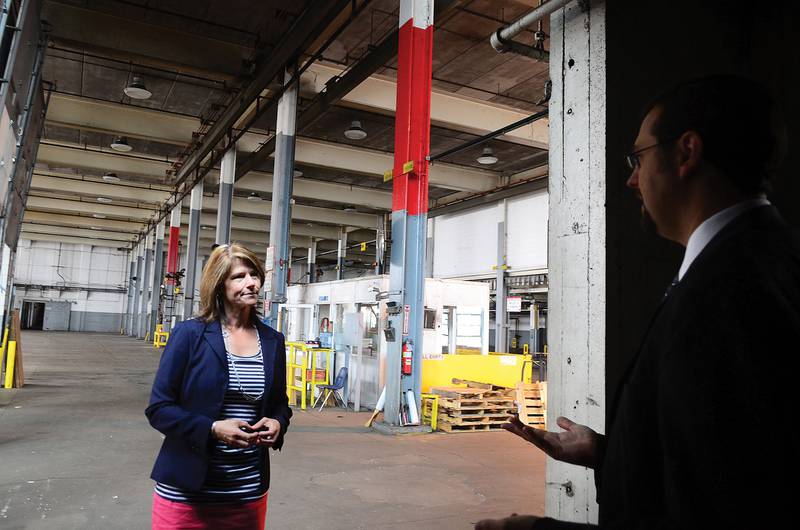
{"left": 495, "top": 211, "right": 508, "bottom": 353}
{"left": 216, "top": 145, "right": 235, "bottom": 245}
{"left": 385, "top": 0, "right": 434, "bottom": 426}
{"left": 336, "top": 228, "right": 347, "bottom": 280}
{"left": 150, "top": 220, "right": 165, "bottom": 338}
{"left": 266, "top": 66, "right": 298, "bottom": 328}
{"left": 138, "top": 232, "right": 153, "bottom": 338}
{"left": 131, "top": 244, "right": 143, "bottom": 336}
{"left": 124, "top": 251, "right": 135, "bottom": 334}
{"left": 307, "top": 237, "right": 317, "bottom": 283}
{"left": 166, "top": 206, "right": 181, "bottom": 279}
{"left": 183, "top": 181, "right": 203, "bottom": 319}
{"left": 375, "top": 214, "right": 387, "bottom": 275}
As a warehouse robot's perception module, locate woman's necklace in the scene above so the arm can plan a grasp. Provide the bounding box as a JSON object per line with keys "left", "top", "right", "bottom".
{"left": 221, "top": 324, "right": 264, "bottom": 402}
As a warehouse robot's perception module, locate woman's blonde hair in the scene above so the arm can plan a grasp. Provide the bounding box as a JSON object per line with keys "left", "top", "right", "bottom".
{"left": 198, "top": 243, "right": 266, "bottom": 323}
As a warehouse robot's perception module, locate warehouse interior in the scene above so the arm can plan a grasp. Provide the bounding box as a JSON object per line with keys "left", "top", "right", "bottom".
{"left": 1, "top": 0, "right": 798, "bottom": 528}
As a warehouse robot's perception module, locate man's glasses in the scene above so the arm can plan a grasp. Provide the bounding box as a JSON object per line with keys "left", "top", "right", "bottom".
{"left": 625, "top": 136, "right": 680, "bottom": 170}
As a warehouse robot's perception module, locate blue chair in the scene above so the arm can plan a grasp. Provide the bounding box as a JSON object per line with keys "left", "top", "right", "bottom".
{"left": 313, "top": 367, "right": 348, "bottom": 411}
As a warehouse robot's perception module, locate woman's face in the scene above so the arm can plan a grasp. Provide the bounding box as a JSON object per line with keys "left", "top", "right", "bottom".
{"left": 222, "top": 258, "right": 261, "bottom": 310}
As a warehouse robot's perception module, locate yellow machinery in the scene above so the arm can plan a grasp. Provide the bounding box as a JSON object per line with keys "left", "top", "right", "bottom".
{"left": 285, "top": 341, "right": 333, "bottom": 410}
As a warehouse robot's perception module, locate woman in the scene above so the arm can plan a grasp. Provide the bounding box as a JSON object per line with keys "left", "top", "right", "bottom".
{"left": 146, "top": 243, "right": 292, "bottom": 529}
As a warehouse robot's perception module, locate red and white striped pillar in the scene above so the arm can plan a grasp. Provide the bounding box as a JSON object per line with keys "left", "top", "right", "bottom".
{"left": 385, "top": 0, "right": 434, "bottom": 426}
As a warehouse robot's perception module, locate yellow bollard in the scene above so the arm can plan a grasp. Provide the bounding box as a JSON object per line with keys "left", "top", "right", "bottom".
{"left": 4, "top": 341, "right": 17, "bottom": 389}
{"left": 0, "top": 327, "right": 8, "bottom": 360}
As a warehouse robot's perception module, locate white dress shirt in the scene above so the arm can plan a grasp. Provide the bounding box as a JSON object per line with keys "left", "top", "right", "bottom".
{"left": 678, "top": 198, "right": 771, "bottom": 281}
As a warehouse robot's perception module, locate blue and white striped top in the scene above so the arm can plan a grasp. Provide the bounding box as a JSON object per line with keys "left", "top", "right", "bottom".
{"left": 155, "top": 332, "right": 266, "bottom": 504}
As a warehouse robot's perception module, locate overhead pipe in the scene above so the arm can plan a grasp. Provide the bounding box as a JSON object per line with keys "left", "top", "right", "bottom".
{"left": 490, "top": 0, "right": 571, "bottom": 53}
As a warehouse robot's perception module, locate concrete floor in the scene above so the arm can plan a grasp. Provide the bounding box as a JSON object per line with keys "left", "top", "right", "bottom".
{"left": 0, "top": 331, "right": 545, "bottom": 529}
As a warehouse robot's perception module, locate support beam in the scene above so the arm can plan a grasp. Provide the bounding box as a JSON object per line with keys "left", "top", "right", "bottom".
{"left": 385, "top": 0, "right": 434, "bottom": 426}
{"left": 375, "top": 214, "right": 387, "bottom": 275}
{"left": 19, "top": 231, "right": 130, "bottom": 249}
{"left": 336, "top": 228, "right": 347, "bottom": 280}
{"left": 266, "top": 66, "right": 298, "bottom": 327}
{"left": 150, "top": 220, "right": 165, "bottom": 340}
{"left": 131, "top": 243, "right": 143, "bottom": 336}
{"left": 25, "top": 196, "right": 157, "bottom": 220}
{"left": 124, "top": 251, "right": 135, "bottom": 335}
{"left": 216, "top": 145, "right": 235, "bottom": 245}
{"left": 183, "top": 183, "right": 203, "bottom": 319}
{"left": 138, "top": 232, "right": 153, "bottom": 339}
{"left": 23, "top": 211, "right": 142, "bottom": 232}
{"left": 307, "top": 238, "right": 317, "bottom": 284}
{"left": 495, "top": 204, "right": 508, "bottom": 353}
{"left": 29, "top": 173, "right": 170, "bottom": 204}
{"left": 19, "top": 223, "right": 135, "bottom": 242}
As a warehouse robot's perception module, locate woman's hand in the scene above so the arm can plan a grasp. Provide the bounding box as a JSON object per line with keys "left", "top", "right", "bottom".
{"left": 251, "top": 417, "right": 282, "bottom": 447}
{"left": 211, "top": 419, "right": 258, "bottom": 448}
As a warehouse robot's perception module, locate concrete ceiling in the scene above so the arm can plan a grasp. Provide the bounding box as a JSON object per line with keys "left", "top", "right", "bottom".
{"left": 27, "top": 0, "right": 550, "bottom": 261}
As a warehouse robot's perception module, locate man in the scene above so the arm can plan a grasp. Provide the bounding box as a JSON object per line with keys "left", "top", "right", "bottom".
{"left": 477, "top": 75, "right": 800, "bottom": 529}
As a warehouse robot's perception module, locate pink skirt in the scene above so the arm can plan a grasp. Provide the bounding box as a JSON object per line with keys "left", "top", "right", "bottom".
{"left": 152, "top": 492, "right": 268, "bottom": 530}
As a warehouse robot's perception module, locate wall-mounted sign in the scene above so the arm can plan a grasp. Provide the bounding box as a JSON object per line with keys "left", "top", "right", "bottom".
{"left": 507, "top": 296, "right": 522, "bottom": 312}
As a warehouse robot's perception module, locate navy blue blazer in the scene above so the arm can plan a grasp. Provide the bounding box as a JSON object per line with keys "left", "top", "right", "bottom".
{"left": 145, "top": 317, "right": 292, "bottom": 492}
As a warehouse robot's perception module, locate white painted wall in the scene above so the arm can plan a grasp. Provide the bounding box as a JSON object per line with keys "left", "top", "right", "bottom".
{"left": 12, "top": 239, "right": 129, "bottom": 331}
{"left": 432, "top": 189, "right": 549, "bottom": 278}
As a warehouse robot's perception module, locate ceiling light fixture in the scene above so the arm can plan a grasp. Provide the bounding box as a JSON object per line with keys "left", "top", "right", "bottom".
{"left": 102, "top": 172, "right": 120, "bottom": 182}
{"left": 247, "top": 192, "right": 262, "bottom": 202}
{"left": 293, "top": 169, "right": 303, "bottom": 178}
{"left": 90, "top": 226, "right": 104, "bottom": 230}
{"left": 343, "top": 205, "right": 357, "bottom": 213}
{"left": 96, "top": 197, "right": 113, "bottom": 203}
{"left": 110, "top": 136, "right": 132, "bottom": 152}
{"left": 201, "top": 225, "right": 213, "bottom": 231}
{"left": 123, "top": 76, "right": 152, "bottom": 100}
{"left": 344, "top": 120, "right": 367, "bottom": 140}
{"left": 476, "top": 146, "right": 498, "bottom": 165}
{"left": 92, "top": 213, "right": 107, "bottom": 219}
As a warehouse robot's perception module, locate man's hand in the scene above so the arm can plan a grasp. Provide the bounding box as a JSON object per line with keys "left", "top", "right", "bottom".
{"left": 251, "top": 417, "right": 282, "bottom": 447}
{"left": 503, "top": 414, "right": 599, "bottom": 468}
{"left": 475, "top": 514, "right": 540, "bottom": 530}
{"left": 211, "top": 419, "right": 258, "bottom": 448}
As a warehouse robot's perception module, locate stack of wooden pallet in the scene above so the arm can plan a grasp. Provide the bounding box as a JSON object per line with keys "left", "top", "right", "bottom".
{"left": 515, "top": 381, "right": 547, "bottom": 429}
{"left": 430, "top": 381, "right": 516, "bottom": 433}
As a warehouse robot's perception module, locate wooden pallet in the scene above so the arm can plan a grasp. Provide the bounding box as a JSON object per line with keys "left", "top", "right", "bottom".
{"left": 516, "top": 382, "right": 547, "bottom": 428}
{"left": 431, "top": 384, "right": 519, "bottom": 433}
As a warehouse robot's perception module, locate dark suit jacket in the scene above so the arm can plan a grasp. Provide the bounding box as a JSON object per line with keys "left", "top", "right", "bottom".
{"left": 537, "top": 205, "right": 800, "bottom": 529}
{"left": 145, "top": 317, "right": 292, "bottom": 492}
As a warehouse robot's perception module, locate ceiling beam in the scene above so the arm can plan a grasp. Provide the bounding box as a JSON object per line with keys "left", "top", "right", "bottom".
{"left": 306, "top": 63, "right": 549, "bottom": 149}
{"left": 20, "top": 231, "right": 131, "bottom": 249}
{"left": 185, "top": 213, "right": 343, "bottom": 240}
{"left": 44, "top": 1, "right": 253, "bottom": 80}
{"left": 23, "top": 211, "right": 142, "bottom": 232}
{"left": 30, "top": 174, "right": 171, "bottom": 204}
{"left": 20, "top": 223, "right": 136, "bottom": 242}
{"left": 201, "top": 196, "right": 377, "bottom": 229}
{"left": 36, "top": 142, "right": 172, "bottom": 180}
{"left": 26, "top": 196, "right": 158, "bottom": 221}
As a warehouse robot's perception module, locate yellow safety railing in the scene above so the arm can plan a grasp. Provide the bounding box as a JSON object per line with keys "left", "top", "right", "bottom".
{"left": 285, "top": 341, "right": 332, "bottom": 410}
{"left": 153, "top": 324, "right": 170, "bottom": 348}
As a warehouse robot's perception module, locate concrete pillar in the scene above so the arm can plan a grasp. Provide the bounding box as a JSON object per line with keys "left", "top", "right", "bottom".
{"left": 124, "top": 251, "right": 136, "bottom": 335}
{"left": 547, "top": 1, "right": 606, "bottom": 523}
{"left": 131, "top": 244, "right": 143, "bottom": 336}
{"left": 495, "top": 205, "right": 508, "bottom": 353}
{"left": 307, "top": 238, "right": 317, "bottom": 283}
{"left": 183, "top": 181, "right": 203, "bottom": 320}
{"left": 266, "top": 66, "right": 298, "bottom": 328}
{"left": 216, "top": 145, "right": 236, "bottom": 245}
{"left": 336, "top": 228, "right": 347, "bottom": 280}
{"left": 138, "top": 233, "right": 153, "bottom": 338}
{"left": 150, "top": 220, "right": 165, "bottom": 338}
{"left": 385, "top": 0, "right": 434, "bottom": 425}
{"left": 424, "top": 217, "right": 434, "bottom": 278}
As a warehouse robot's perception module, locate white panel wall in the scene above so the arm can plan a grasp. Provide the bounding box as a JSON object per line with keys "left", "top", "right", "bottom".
{"left": 13, "top": 240, "right": 129, "bottom": 331}
{"left": 507, "top": 190, "right": 548, "bottom": 271}
{"left": 433, "top": 190, "right": 549, "bottom": 278}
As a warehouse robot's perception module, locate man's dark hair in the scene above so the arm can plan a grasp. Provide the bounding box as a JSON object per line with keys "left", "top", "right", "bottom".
{"left": 643, "top": 74, "right": 786, "bottom": 195}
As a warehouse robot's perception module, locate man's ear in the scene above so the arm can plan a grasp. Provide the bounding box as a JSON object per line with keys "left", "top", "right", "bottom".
{"left": 677, "top": 131, "right": 704, "bottom": 180}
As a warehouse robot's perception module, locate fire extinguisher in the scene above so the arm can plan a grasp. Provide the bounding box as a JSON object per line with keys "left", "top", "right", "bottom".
{"left": 402, "top": 340, "right": 413, "bottom": 376}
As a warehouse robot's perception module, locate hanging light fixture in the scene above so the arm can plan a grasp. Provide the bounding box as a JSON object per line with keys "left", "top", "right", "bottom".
{"left": 247, "top": 192, "right": 262, "bottom": 202}
{"left": 110, "top": 136, "right": 132, "bottom": 152}
{"left": 123, "top": 76, "right": 152, "bottom": 100}
{"left": 476, "top": 146, "right": 498, "bottom": 165}
{"left": 344, "top": 120, "right": 367, "bottom": 140}
{"left": 92, "top": 213, "right": 107, "bottom": 219}
{"left": 102, "top": 172, "right": 120, "bottom": 182}
{"left": 343, "top": 205, "right": 357, "bottom": 213}
{"left": 96, "top": 196, "right": 113, "bottom": 203}
{"left": 293, "top": 168, "right": 303, "bottom": 178}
